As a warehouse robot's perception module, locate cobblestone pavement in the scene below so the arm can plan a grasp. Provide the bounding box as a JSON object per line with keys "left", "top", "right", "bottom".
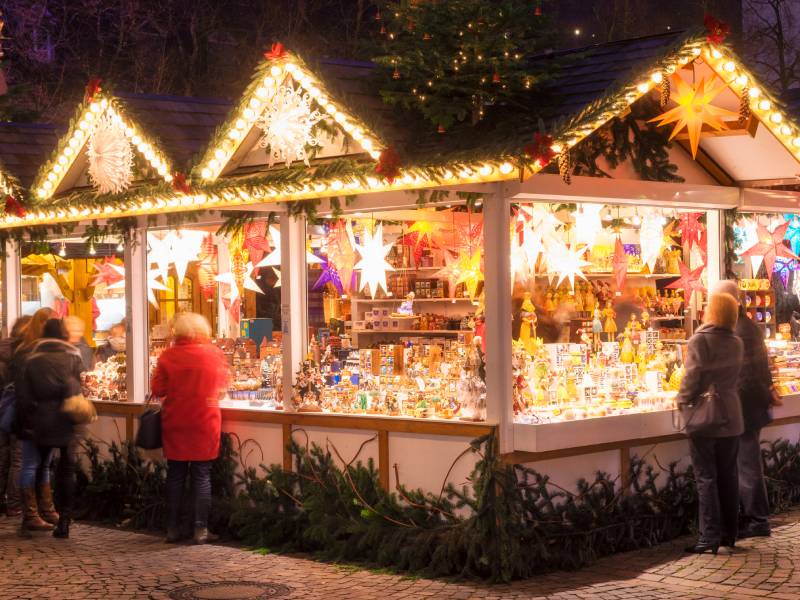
{"left": 3, "top": 512, "right": 800, "bottom": 600}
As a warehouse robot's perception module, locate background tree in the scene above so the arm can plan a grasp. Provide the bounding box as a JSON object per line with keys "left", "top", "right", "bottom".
{"left": 741, "top": 0, "right": 800, "bottom": 94}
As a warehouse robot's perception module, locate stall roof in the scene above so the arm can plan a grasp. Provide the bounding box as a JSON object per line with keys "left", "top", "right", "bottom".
{"left": 0, "top": 122, "right": 60, "bottom": 192}
{"left": 5, "top": 30, "right": 800, "bottom": 228}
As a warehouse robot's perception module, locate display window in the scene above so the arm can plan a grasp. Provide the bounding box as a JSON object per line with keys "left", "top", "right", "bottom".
{"left": 732, "top": 211, "right": 800, "bottom": 396}
{"left": 301, "top": 205, "right": 487, "bottom": 420}
{"left": 511, "top": 202, "right": 714, "bottom": 424}
{"left": 21, "top": 236, "right": 128, "bottom": 399}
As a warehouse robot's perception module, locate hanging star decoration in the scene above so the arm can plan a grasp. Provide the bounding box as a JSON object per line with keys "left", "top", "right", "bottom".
{"left": 573, "top": 204, "right": 604, "bottom": 248}
{"left": 147, "top": 232, "right": 173, "bottom": 282}
{"left": 649, "top": 74, "right": 738, "bottom": 158}
{"left": 401, "top": 213, "right": 449, "bottom": 263}
{"left": 147, "top": 269, "right": 169, "bottom": 308}
{"left": 196, "top": 234, "right": 218, "bottom": 300}
{"left": 215, "top": 270, "right": 241, "bottom": 302}
{"left": 169, "top": 229, "right": 205, "bottom": 285}
{"left": 313, "top": 256, "right": 344, "bottom": 294}
{"left": 90, "top": 258, "right": 126, "bottom": 290}
{"left": 243, "top": 221, "right": 271, "bottom": 265}
{"left": 434, "top": 249, "right": 463, "bottom": 296}
{"left": 639, "top": 212, "right": 664, "bottom": 273}
{"left": 679, "top": 212, "right": 704, "bottom": 249}
{"left": 612, "top": 237, "right": 628, "bottom": 294}
{"left": 449, "top": 249, "right": 482, "bottom": 301}
{"left": 256, "top": 84, "right": 323, "bottom": 167}
{"left": 784, "top": 214, "right": 800, "bottom": 256}
{"left": 272, "top": 267, "right": 282, "bottom": 288}
{"left": 548, "top": 243, "right": 591, "bottom": 292}
{"left": 256, "top": 225, "right": 323, "bottom": 268}
{"left": 662, "top": 219, "right": 680, "bottom": 250}
{"left": 242, "top": 262, "right": 264, "bottom": 294}
{"left": 666, "top": 260, "right": 706, "bottom": 300}
{"left": 510, "top": 218, "right": 545, "bottom": 289}
{"left": 773, "top": 257, "right": 796, "bottom": 289}
{"left": 326, "top": 220, "right": 356, "bottom": 293}
{"left": 740, "top": 221, "right": 800, "bottom": 280}
{"left": 354, "top": 223, "right": 395, "bottom": 298}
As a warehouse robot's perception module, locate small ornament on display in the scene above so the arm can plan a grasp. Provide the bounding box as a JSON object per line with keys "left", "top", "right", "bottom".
{"left": 375, "top": 146, "right": 402, "bottom": 182}
{"left": 396, "top": 292, "right": 415, "bottom": 316}
{"left": 603, "top": 301, "right": 617, "bottom": 342}
{"left": 264, "top": 42, "right": 288, "bottom": 60}
{"left": 558, "top": 146, "right": 571, "bottom": 185}
{"left": 87, "top": 112, "right": 134, "bottom": 194}
{"left": 518, "top": 292, "right": 538, "bottom": 355}
{"left": 171, "top": 171, "right": 191, "bottom": 194}
{"left": 522, "top": 132, "right": 555, "bottom": 173}
{"left": 257, "top": 84, "right": 323, "bottom": 167}
{"left": 293, "top": 359, "right": 324, "bottom": 412}
{"left": 4, "top": 195, "right": 25, "bottom": 218}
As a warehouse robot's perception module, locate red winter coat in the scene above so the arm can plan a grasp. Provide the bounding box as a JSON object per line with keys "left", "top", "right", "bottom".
{"left": 151, "top": 337, "right": 229, "bottom": 461}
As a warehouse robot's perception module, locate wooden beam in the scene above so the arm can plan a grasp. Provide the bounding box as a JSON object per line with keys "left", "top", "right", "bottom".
{"left": 672, "top": 118, "right": 753, "bottom": 140}
{"left": 378, "top": 430, "right": 390, "bottom": 492}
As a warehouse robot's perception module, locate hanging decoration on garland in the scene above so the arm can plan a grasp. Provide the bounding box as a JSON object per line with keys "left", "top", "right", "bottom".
{"left": 171, "top": 171, "right": 191, "bottom": 194}
{"left": 704, "top": 14, "right": 731, "bottom": 45}
{"left": 354, "top": 222, "right": 395, "bottom": 299}
{"left": 666, "top": 260, "right": 706, "bottom": 300}
{"left": 659, "top": 69, "right": 670, "bottom": 110}
{"left": 264, "top": 42, "right": 287, "bottom": 60}
{"left": 639, "top": 212, "right": 664, "bottom": 273}
{"left": 740, "top": 221, "right": 800, "bottom": 280}
{"left": 84, "top": 78, "right": 102, "bottom": 103}
{"left": 375, "top": 146, "right": 402, "bottom": 183}
{"left": 523, "top": 133, "right": 556, "bottom": 173}
{"left": 612, "top": 237, "right": 628, "bottom": 295}
{"left": 4, "top": 195, "right": 25, "bottom": 218}
{"left": 90, "top": 258, "right": 126, "bottom": 290}
{"left": 87, "top": 112, "right": 134, "bottom": 194}
{"left": 648, "top": 74, "right": 738, "bottom": 158}
{"left": 558, "top": 147, "right": 571, "bottom": 185}
{"left": 257, "top": 84, "right": 323, "bottom": 167}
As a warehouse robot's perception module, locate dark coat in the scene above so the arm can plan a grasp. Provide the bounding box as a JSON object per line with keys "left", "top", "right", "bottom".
{"left": 735, "top": 308, "right": 773, "bottom": 432}
{"left": 0, "top": 335, "right": 20, "bottom": 387}
{"left": 16, "top": 339, "right": 83, "bottom": 447}
{"left": 73, "top": 339, "right": 94, "bottom": 372}
{"left": 677, "top": 324, "right": 744, "bottom": 438}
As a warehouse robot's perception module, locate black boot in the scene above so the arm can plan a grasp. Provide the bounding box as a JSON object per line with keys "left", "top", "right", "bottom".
{"left": 685, "top": 541, "right": 719, "bottom": 555}
{"left": 52, "top": 517, "right": 70, "bottom": 539}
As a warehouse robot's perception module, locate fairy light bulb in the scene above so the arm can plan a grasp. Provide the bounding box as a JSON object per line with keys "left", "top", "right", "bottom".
{"left": 59, "top": 243, "right": 67, "bottom": 257}
{"left": 88, "top": 244, "right": 96, "bottom": 256}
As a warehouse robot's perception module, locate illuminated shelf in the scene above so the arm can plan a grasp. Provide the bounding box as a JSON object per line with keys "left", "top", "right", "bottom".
{"left": 352, "top": 329, "right": 469, "bottom": 335}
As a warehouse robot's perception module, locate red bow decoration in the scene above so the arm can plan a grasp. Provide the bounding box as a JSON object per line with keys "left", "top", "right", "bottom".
{"left": 375, "top": 146, "right": 402, "bottom": 183}
{"left": 172, "top": 171, "right": 191, "bottom": 194}
{"left": 264, "top": 42, "right": 287, "bottom": 60}
{"left": 84, "top": 78, "right": 102, "bottom": 103}
{"left": 523, "top": 133, "right": 556, "bottom": 169}
{"left": 704, "top": 14, "right": 731, "bottom": 45}
{"left": 4, "top": 195, "right": 25, "bottom": 218}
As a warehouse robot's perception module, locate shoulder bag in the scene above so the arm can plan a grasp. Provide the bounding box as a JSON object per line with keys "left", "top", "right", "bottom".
{"left": 135, "top": 394, "right": 162, "bottom": 450}
{"left": 674, "top": 335, "right": 730, "bottom": 435}
{"left": 0, "top": 383, "right": 16, "bottom": 434}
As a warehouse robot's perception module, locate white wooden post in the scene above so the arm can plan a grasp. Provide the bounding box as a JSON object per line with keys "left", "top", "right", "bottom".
{"left": 705, "top": 208, "right": 723, "bottom": 285}
{"left": 125, "top": 217, "right": 150, "bottom": 401}
{"left": 483, "top": 184, "right": 514, "bottom": 453}
{"left": 2, "top": 239, "right": 20, "bottom": 336}
{"left": 281, "top": 215, "right": 308, "bottom": 404}
{"left": 216, "top": 236, "right": 232, "bottom": 338}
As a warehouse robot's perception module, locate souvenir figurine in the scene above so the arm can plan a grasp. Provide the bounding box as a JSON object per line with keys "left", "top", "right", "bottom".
{"left": 641, "top": 309, "right": 651, "bottom": 330}
{"left": 592, "top": 308, "right": 603, "bottom": 351}
{"left": 544, "top": 290, "right": 556, "bottom": 313}
{"left": 396, "top": 291, "right": 415, "bottom": 316}
{"left": 518, "top": 292, "right": 538, "bottom": 355}
{"left": 620, "top": 331, "right": 634, "bottom": 363}
{"left": 603, "top": 301, "right": 617, "bottom": 342}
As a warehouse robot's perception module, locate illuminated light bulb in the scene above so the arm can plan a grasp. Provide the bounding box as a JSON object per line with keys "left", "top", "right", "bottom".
{"left": 793, "top": 137, "right": 800, "bottom": 147}
{"left": 369, "top": 150, "right": 381, "bottom": 160}
{"left": 59, "top": 243, "right": 66, "bottom": 257}
{"left": 326, "top": 105, "right": 338, "bottom": 116}
{"left": 334, "top": 113, "right": 346, "bottom": 124}
{"left": 57, "top": 156, "right": 67, "bottom": 165}
{"left": 262, "top": 76, "right": 275, "bottom": 87}
{"left": 100, "top": 99, "right": 108, "bottom": 108}
{"left": 692, "top": 47, "right": 702, "bottom": 56}
{"left": 442, "top": 170, "right": 454, "bottom": 179}
{"left": 64, "top": 147, "right": 74, "bottom": 157}
{"left": 209, "top": 158, "right": 219, "bottom": 169}
{"left": 478, "top": 164, "right": 492, "bottom": 176}
{"left": 37, "top": 189, "right": 47, "bottom": 199}
{"left": 164, "top": 173, "right": 173, "bottom": 182}
{"left": 104, "top": 206, "right": 114, "bottom": 213}
{"left": 144, "top": 150, "right": 155, "bottom": 161}
{"left": 651, "top": 72, "right": 663, "bottom": 84}
{"left": 636, "top": 82, "right": 649, "bottom": 94}
{"left": 84, "top": 112, "right": 95, "bottom": 122}
{"left": 736, "top": 74, "right": 748, "bottom": 86}
{"left": 42, "top": 180, "right": 52, "bottom": 190}
{"left": 712, "top": 49, "right": 722, "bottom": 59}
{"left": 157, "top": 164, "right": 168, "bottom": 176}
{"left": 330, "top": 179, "right": 343, "bottom": 191}
{"left": 73, "top": 130, "right": 85, "bottom": 141}
{"left": 249, "top": 98, "right": 261, "bottom": 109}
{"left": 47, "top": 172, "right": 56, "bottom": 182}
{"left": 201, "top": 168, "right": 213, "bottom": 179}
{"left": 68, "top": 138, "right": 79, "bottom": 149}
{"left": 88, "top": 244, "right": 96, "bottom": 256}
{"left": 759, "top": 99, "right": 771, "bottom": 111}
{"left": 551, "top": 143, "right": 563, "bottom": 153}
{"left": 314, "top": 183, "right": 327, "bottom": 192}
{"left": 499, "top": 162, "right": 514, "bottom": 174}
{"left": 458, "top": 169, "right": 471, "bottom": 178}
{"left": 228, "top": 129, "right": 241, "bottom": 140}
{"left": 352, "top": 130, "right": 364, "bottom": 141}
{"left": 270, "top": 66, "right": 281, "bottom": 77}
{"left": 90, "top": 102, "right": 101, "bottom": 113}
{"left": 346, "top": 180, "right": 360, "bottom": 190}
{"left": 749, "top": 87, "right": 760, "bottom": 98}
{"left": 69, "top": 207, "right": 79, "bottom": 216}
{"left": 243, "top": 108, "right": 256, "bottom": 120}
{"left": 780, "top": 125, "right": 792, "bottom": 136}
{"left": 724, "top": 61, "right": 735, "bottom": 72}
{"left": 366, "top": 177, "right": 379, "bottom": 188}
{"left": 53, "top": 164, "right": 62, "bottom": 174}
{"left": 235, "top": 118, "right": 246, "bottom": 130}
{"left": 255, "top": 87, "right": 267, "bottom": 99}
{"left": 214, "top": 149, "right": 226, "bottom": 160}
{"left": 770, "top": 112, "right": 782, "bottom": 123}
{"left": 361, "top": 139, "right": 373, "bottom": 151}
{"left": 284, "top": 63, "right": 297, "bottom": 74}
{"left": 78, "top": 120, "right": 89, "bottom": 130}
{"left": 401, "top": 174, "right": 414, "bottom": 185}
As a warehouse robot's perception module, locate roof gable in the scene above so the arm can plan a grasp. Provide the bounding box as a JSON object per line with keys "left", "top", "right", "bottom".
{"left": 0, "top": 123, "right": 59, "bottom": 193}
{"left": 194, "top": 47, "right": 386, "bottom": 182}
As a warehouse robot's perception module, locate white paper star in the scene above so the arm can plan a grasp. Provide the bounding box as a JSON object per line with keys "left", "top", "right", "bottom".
{"left": 272, "top": 267, "right": 282, "bottom": 288}
{"left": 169, "top": 230, "right": 205, "bottom": 284}
{"left": 255, "top": 225, "right": 322, "bottom": 268}
{"left": 147, "top": 232, "right": 172, "bottom": 283}
{"left": 354, "top": 223, "right": 395, "bottom": 298}
{"left": 242, "top": 262, "right": 264, "bottom": 294}
{"left": 640, "top": 212, "right": 664, "bottom": 272}
{"left": 147, "top": 269, "right": 169, "bottom": 308}
{"left": 548, "top": 242, "right": 591, "bottom": 292}
{"left": 573, "top": 204, "right": 603, "bottom": 248}
{"left": 215, "top": 270, "right": 240, "bottom": 302}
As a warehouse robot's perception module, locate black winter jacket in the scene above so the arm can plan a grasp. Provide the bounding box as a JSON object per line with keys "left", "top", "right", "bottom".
{"left": 16, "top": 338, "right": 83, "bottom": 447}
{"left": 735, "top": 307, "right": 774, "bottom": 432}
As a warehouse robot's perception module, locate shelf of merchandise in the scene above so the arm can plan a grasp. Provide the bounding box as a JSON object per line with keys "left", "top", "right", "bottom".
{"left": 351, "top": 297, "right": 475, "bottom": 303}
{"left": 352, "top": 329, "right": 469, "bottom": 335}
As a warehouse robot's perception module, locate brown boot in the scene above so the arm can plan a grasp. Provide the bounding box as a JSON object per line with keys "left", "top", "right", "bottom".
{"left": 36, "top": 484, "right": 59, "bottom": 525}
{"left": 21, "top": 488, "right": 52, "bottom": 531}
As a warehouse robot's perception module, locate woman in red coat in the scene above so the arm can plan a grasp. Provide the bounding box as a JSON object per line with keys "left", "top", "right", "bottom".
{"left": 151, "top": 313, "right": 228, "bottom": 544}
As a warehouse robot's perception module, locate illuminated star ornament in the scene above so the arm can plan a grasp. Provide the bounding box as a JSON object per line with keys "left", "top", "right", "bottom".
{"left": 784, "top": 214, "right": 800, "bottom": 255}
{"left": 326, "top": 220, "right": 356, "bottom": 294}
{"left": 639, "top": 212, "right": 664, "bottom": 273}
{"left": 679, "top": 212, "right": 704, "bottom": 249}
{"left": 147, "top": 269, "right": 169, "bottom": 308}
{"left": 573, "top": 204, "right": 603, "bottom": 248}
{"left": 354, "top": 223, "right": 395, "bottom": 298}
{"left": 740, "top": 221, "right": 800, "bottom": 281}
{"left": 649, "top": 74, "right": 738, "bottom": 158}
{"left": 612, "top": 237, "right": 628, "bottom": 294}
{"left": 434, "top": 249, "right": 462, "bottom": 295}
{"left": 454, "top": 249, "right": 484, "bottom": 301}
{"left": 548, "top": 242, "right": 591, "bottom": 292}
{"left": 313, "top": 256, "right": 344, "bottom": 294}
{"left": 90, "top": 258, "right": 126, "bottom": 290}
{"left": 774, "top": 257, "right": 796, "bottom": 289}
{"left": 666, "top": 260, "right": 706, "bottom": 300}
{"left": 243, "top": 221, "right": 271, "bottom": 265}
{"left": 256, "top": 225, "right": 323, "bottom": 268}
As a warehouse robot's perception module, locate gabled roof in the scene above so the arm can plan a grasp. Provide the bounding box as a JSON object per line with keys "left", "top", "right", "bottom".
{"left": 31, "top": 89, "right": 180, "bottom": 202}
{"left": 0, "top": 122, "right": 59, "bottom": 194}
{"left": 194, "top": 47, "right": 386, "bottom": 182}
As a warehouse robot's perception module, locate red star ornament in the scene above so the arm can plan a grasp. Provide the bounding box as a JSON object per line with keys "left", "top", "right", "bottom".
{"left": 326, "top": 221, "right": 357, "bottom": 293}
{"left": 740, "top": 221, "right": 800, "bottom": 280}
{"left": 666, "top": 260, "right": 706, "bottom": 301}
{"left": 243, "top": 221, "right": 271, "bottom": 265}
{"left": 196, "top": 234, "right": 219, "bottom": 300}
{"left": 679, "top": 212, "right": 704, "bottom": 249}
{"left": 612, "top": 236, "right": 628, "bottom": 295}
{"left": 90, "top": 258, "right": 125, "bottom": 288}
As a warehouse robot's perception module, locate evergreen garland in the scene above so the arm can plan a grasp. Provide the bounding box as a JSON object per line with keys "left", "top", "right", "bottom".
{"left": 73, "top": 430, "right": 800, "bottom": 582}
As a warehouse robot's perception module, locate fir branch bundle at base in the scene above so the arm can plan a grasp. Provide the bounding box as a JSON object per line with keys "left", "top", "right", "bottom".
{"left": 73, "top": 431, "right": 800, "bottom": 582}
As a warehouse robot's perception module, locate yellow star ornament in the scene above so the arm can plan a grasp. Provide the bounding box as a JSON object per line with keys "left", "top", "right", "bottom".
{"left": 454, "top": 249, "right": 484, "bottom": 300}
{"left": 354, "top": 223, "right": 395, "bottom": 298}
{"left": 649, "top": 74, "right": 738, "bottom": 158}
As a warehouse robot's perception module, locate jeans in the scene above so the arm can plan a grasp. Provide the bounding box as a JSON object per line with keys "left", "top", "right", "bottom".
{"left": 19, "top": 439, "right": 52, "bottom": 488}
{"left": 689, "top": 435, "right": 740, "bottom": 544}
{"left": 166, "top": 460, "right": 212, "bottom": 530}
{"left": 0, "top": 431, "right": 21, "bottom": 509}
{"left": 738, "top": 428, "right": 770, "bottom": 529}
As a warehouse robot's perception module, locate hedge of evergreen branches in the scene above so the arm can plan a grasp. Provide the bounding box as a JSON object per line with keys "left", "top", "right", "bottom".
{"left": 75, "top": 432, "right": 800, "bottom": 582}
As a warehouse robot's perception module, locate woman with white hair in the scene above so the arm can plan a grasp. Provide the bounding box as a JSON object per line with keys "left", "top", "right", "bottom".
{"left": 151, "top": 312, "right": 228, "bottom": 544}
